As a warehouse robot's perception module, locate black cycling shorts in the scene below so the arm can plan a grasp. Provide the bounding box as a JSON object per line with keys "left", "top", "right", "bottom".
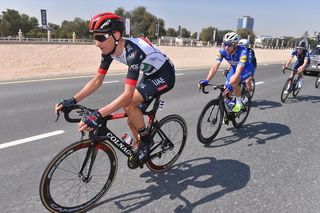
{"left": 137, "top": 60, "right": 175, "bottom": 111}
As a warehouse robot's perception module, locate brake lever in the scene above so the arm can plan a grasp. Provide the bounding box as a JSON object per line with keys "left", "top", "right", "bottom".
{"left": 80, "top": 131, "right": 86, "bottom": 140}
{"left": 55, "top": 111, "right": 60, "bottom": 122}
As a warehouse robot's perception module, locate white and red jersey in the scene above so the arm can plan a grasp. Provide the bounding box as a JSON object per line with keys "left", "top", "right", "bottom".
{"left": 98, "top": 37, "right": 170, "bottom": 86}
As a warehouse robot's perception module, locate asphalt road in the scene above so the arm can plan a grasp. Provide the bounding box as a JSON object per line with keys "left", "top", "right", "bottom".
{"left": 0, "top": 64, "right": 319, "bottom": 213}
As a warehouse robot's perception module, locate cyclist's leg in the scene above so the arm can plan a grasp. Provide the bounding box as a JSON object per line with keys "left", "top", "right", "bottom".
{"left": 240, "top": 64, "right": 254, "bottom": 93}
{"left": 125, "top": 61, "right": 175, "bottom": 160}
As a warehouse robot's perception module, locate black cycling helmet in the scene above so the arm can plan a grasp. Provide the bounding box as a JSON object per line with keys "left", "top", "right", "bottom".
{"left": 89, "top": 12, "right": 125, "bottom": 34}
{"left": 296, "top": 41, "right": 306, "bottom": 49}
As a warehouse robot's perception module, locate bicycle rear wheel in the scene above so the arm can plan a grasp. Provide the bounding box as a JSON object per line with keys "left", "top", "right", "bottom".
{"left": 146, "top": 114, "right": 187, "bottom": 172}
{"left": 250, "top": 77, "right": 256, "bottom": 98}
{"left": 39, "top": 140, "right": 117, "bottom": 213}
{"left": 196, "top": 99, "right": 224, "bottom": 144}
{"left": 281, "top": 78, "right": 291, "bottom": 103}
{"left": 315, "top": 73, "right": 320, "bottom": 88}
{"left": 232, "top": 92, "right": 251, "bottom": 128}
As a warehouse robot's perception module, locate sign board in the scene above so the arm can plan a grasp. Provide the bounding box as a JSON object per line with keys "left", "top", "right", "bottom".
{"left": 125, "top": 18, "right": 130, "bottom": 36}
{"left": 41, "top": 9, "right": 47, "bottom": 29}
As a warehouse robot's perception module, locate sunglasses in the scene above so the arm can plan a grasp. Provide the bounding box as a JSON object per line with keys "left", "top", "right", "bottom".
{"left": 94, "top": 34, "right": 110, "bottom": 42}
{"left": 223, "top": 42, "right": 235, "bottom": 47}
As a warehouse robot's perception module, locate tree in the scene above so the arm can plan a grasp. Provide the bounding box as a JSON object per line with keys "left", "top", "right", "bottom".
{"left": 181, "top": 28, "right": 190, "bottom": 38}
{"left": 199, "top": 26, "right": 216, "bottom": 42}
{"left": 0, "top": 9, "right": 39, "bottom": 36}
{"left": 166, "top": 28, "right": 177, "bottom": 37}
{"left": 237, "top": 28, "right": 256, "bottom": 46}
{"left": 191, "top": 32, "right": 198, "bottom": 39}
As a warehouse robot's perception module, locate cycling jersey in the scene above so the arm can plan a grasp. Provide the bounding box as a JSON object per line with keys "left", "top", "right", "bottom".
{"left": 98, "top": 37, "right": 175, "bottom": 111}
{"left": 98, "top": 37, "right": 170, "bottom": 86}
{"left": 216, "top": 46, "right": 254, "bottom": 91}
{"left": 291, "top": 49, "right": 310, "bottom": 69}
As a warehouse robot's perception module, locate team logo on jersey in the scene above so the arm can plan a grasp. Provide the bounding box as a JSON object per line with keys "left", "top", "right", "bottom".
{"left": 130, "top": 64, "right": 139, "bottom": 70}
{"left": 216, "top": 52, "right": 221, "bottom": 59}
{"left": 126, "top": 44, "right": 133, "bottom": 52}
{"left": 127, "top": 52, "right": 137, "bottom": 62}
{"left": 240, "top": 55, "right": 247, "bottom": 63}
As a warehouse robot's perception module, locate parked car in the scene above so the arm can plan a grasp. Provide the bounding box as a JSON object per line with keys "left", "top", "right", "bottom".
{"left": 304, "top": 45, "right": 320, "bottom": 76}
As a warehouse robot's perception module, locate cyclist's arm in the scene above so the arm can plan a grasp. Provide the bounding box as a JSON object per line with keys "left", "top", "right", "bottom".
{"left": 206, "top": 62, "right": 221, "bottom": 81}
{"left": 206, "top": 50, "right": 223, "bottom": 81}
{"left": 284, "top": 55, "right": 294, "bottom": 68}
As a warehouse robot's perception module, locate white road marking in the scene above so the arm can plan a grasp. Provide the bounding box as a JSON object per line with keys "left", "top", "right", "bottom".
{"left": 176, "top": 73, "right": 185, "bottom": 76}
{"left": 255, "top": 81, "right": 264, "bottom": 85}
{"left": 103, "top": 80, "right": 120, "bottom": 84}
{"left": 0, "top": 130, "right": 65, "bottom": 149}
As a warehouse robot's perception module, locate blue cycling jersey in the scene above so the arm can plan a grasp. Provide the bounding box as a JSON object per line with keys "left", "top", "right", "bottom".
{"left": 216, "top": 45, "right": 251, "bottom": 69}
{"left": 291, "top": 49, "right": 310, "bottom": 64}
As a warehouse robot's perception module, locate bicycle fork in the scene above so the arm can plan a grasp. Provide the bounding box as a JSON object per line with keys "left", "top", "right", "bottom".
{"left": 78, "top": 143, "right": 98, "bottom": 183}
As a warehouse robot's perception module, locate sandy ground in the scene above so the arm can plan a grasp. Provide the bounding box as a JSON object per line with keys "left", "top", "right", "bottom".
{"left": 0, "top": 44, "right": 291, "bottom": 82}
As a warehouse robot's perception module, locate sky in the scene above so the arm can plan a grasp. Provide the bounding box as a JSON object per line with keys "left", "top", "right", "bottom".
{"left": 0, "top": 0, "right": 319, "bottom": 38}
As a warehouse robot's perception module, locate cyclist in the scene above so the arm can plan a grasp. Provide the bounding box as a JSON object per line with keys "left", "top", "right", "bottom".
{"left": 55, "top": 12, "right": 175, "bottom": 162}
{"left": 224, "top": 38, "right": 257, "bottom": 93}
{"left": 283, "top": 40, "right": 310, "bottom": 92}
{"left": 198, "top": 32, "right": 255, "bottom": 112}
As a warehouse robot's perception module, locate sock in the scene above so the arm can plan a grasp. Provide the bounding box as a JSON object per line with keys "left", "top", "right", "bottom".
{"left": 137, "top": 127, "right": 152, "bottom": 145}
{"left": 235, "top": 96, "right": 242, "bottom": 105}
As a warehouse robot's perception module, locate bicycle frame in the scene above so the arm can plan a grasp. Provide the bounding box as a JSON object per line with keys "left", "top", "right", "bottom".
{"left": 60, "top": 96, "right": 170, "bottom": 159}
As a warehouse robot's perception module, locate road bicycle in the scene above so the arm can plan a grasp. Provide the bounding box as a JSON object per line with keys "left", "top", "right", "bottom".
{"left": 39, "top": 96, "right": 187, "bottom": 213}
{"left": 196, "top": 83, "right": 251, "bottom": 144}
{"left": 280, "top": 67, "right": 302, "bottom": 103}
{"left": 315, "top": 72, "right": 320, "bottom": 88}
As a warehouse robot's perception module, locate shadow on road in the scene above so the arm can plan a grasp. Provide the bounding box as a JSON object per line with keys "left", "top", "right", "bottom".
{"left": 284, "top": 94, "right": 320, "bottom": 104}
{"left": 204, "top": 121, "right": 291, "bottom": 148}
{"left": 95, "top": 157, "right": 250, "bottom": 212}
{"left": 251, "top": 99, "right": 282, "bottom": 110}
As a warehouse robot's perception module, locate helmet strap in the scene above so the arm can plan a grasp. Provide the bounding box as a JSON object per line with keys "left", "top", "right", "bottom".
{"left": 110, "top": 33, "right": 120, "bottom": 54}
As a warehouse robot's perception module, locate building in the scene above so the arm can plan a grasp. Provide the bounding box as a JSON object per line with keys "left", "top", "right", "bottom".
{"left": 237, "top": 16, "right": 254, "bottom": 32}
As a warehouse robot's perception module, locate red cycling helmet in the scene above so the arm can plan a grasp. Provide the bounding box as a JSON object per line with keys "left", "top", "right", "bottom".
{"left": 89, "top": 12, "right": 125, "bottom": 34}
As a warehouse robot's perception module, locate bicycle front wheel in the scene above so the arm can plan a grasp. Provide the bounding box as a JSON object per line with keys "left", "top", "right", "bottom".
{"left": 281, "top": 78, "right": 291, "bottom": 103}
{"left": 292, "top": 79, "right": 301, "bottom": 97}
{"left": 146, "top": 114, "right": 187, "bottom": 172}
{"left": 39, "top": 140, "right": 117, "bottom": 213}
{"left": 196, "top": 99, "right": 224, "bottom": 144}
{"left": 315, "top": 73, "right": 320, "bottom": 88}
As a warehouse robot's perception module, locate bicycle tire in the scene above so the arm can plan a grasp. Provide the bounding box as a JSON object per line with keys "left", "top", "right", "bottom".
{"left": 292, "top": 79, "right": 301, "bottom": 97}
{"left": 196, "top": 99, "right": 224, "bottom": 144}
{"left": 250, "top": 77, "right": 256, "bottom": 98}
{"left": 39, "top": 140, "right": 117, "bottom": 213}
{"left": 146, "top": 114, "right": 187, "bottom": 172}
{"left": 281, "top": 78, "right": 291, "bottom": 103}
{"left": 315, "top": 73, "right": 320, "bottom": 88}
{"left": 232, "top": 92, "right": 251, "bottom": 128}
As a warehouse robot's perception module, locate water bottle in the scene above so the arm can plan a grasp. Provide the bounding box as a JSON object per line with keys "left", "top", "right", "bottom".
{"left": 122, "top": 133, "right": 133, "bottom": 146}
{"left": 122, "top": 133, "right": 138, "bottom": 150}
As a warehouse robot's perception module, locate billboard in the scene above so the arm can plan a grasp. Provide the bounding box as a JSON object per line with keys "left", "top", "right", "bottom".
{"left": 41, "top": 9, "right": 47, "bottom": 29}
